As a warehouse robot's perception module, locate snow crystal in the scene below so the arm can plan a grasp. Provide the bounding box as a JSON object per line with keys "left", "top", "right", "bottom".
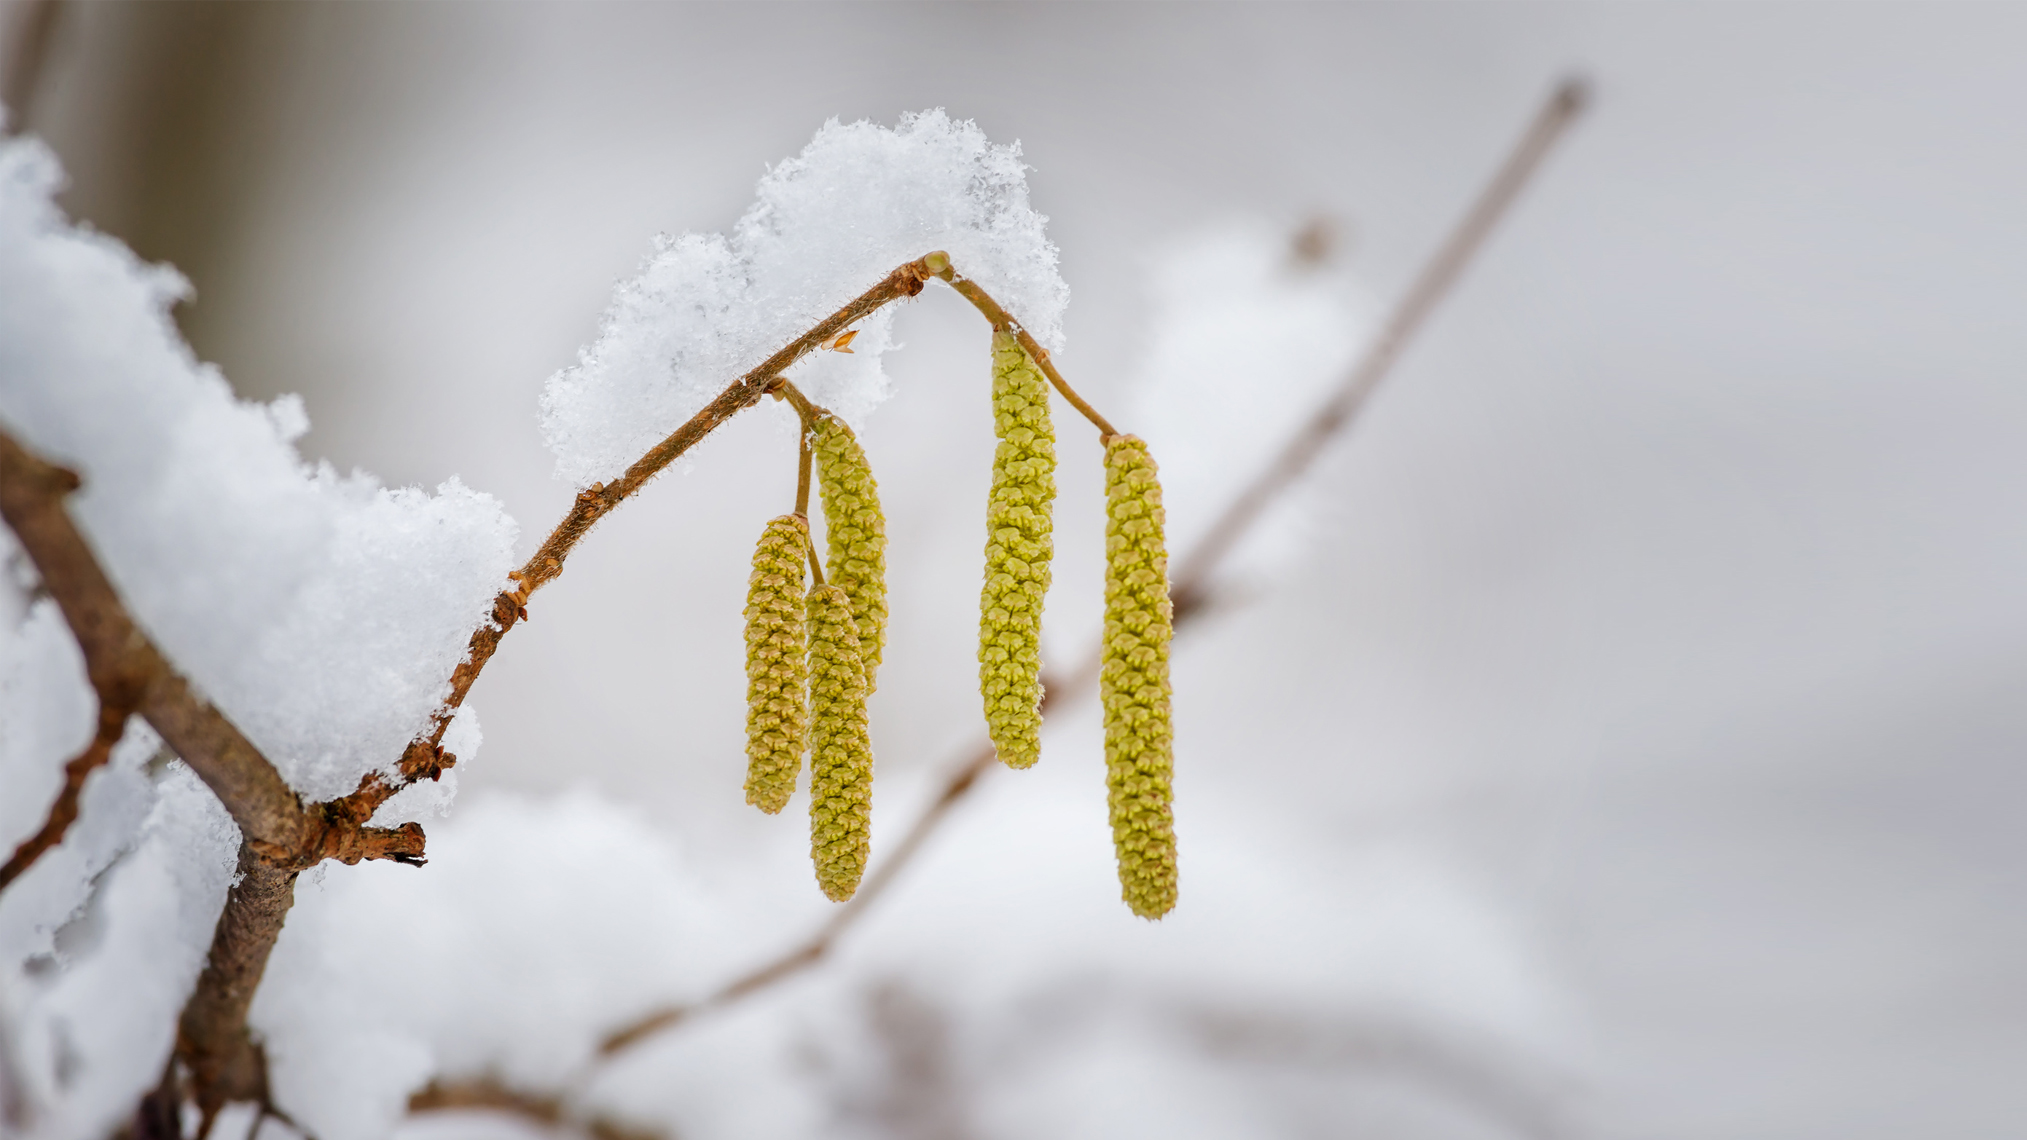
{"left": 0, "top": 134, "right": 518, "bottom": 802}
{"left": 1127, "top": 221, "right": 1372, "bottom": 576}
{"left": 542, "top": 109, "right": 1068, "bottom": 487}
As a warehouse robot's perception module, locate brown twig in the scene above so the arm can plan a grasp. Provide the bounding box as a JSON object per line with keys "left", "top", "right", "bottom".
{"left": 409, "top": 1077, "right": 665, "bottom": 1140}
{"left": 335, "top": 261, "right": 939, "bottom": 824}
{"left": 924, "top": 253, "right": 1119, "bottom": 438}
{"left": 1167, "top": 77, "right": 1590, "bottom": 619}
{"left": 0, "top": 685, "right": 136, "bottom": 890}
{"left": 0, "top": 430, "right": 301, "bottom": 861}
{"left": 593, "top": 76, "right": 1589, "bottom": 1063}
{"left": 0, "top": 426, "right": 428, "bottom": 1132}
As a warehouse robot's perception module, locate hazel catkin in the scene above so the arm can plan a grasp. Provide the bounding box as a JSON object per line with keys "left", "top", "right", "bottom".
{"left": 813, "top": 415, "right": 888, "bottom": 692}
{"left": 1100, "top": 435, "right": 1177, "bottom": 920}
{"left": 978, "top": 329, "right": 1056, "bottom": 769}
{"left": 806, "top": 583, "right": 873, "bottom": 902}
{"left": 743, "top": 514, "right": 810, "bottom": 814}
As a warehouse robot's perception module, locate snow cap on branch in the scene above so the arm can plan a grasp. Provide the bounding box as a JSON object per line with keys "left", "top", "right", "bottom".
{"left": 0, "top": 135, "right": 518, "bottom": 803}
{"left": 542, "top": 109, "right": 1070, "bottom": 487}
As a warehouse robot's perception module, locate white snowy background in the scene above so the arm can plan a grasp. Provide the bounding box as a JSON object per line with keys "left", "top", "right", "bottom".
{"left": 5, "top": 4, "right": 2027, "bottom": 1140}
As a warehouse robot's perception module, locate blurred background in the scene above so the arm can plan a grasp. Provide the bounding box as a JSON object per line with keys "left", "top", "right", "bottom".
{"left": 8, "top": 3, "right": 2027, "bottom": 1138}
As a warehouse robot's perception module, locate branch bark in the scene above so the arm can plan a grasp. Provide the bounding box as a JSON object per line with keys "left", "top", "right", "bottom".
{"left": 593, "top": 75, "right": 1590, "bottom": 1064}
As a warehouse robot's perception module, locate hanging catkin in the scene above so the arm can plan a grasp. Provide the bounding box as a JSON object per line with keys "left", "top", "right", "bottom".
{"left": 813, "top": 415, "right": 888, "bottom": 692}
{"left": 1101, "top": 435, "right": 1177, "bottom": 919}
{"left": 807, "top": 583, "right": 873, "bottom": 901}
{"left": 978, "top": 329, "right": 1056, "bottom": 769}
{"left": 743, "top": 515, "right": 810, "bottom": 814}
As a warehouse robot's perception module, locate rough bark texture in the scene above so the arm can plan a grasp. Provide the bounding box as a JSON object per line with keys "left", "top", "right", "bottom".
{"left": 178, "top": 847, "right": 294, "bottom": 1125}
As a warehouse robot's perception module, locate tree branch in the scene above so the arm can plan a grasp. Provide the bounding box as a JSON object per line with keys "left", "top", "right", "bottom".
{"left": 925, "top": 254, "right": 1120, "bottom": 438}
{"left": 0, "top": 426, "right": 427, "bottom": 1133}
{"left": 0, "top": 430, "right": 310, "bottom": 861}
{"left": 592, "top": 75, "right": 1590, "bottom": 1064}
{"left": 0, "top": 685, "right": 135, "bottom": 890}
{"left": 336, "top": 258, "right": 940, "bottom": 821}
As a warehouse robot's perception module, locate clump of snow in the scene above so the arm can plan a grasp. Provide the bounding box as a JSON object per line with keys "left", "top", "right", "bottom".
{"left": 2, "top": 765, "right": 240, "bottom": 1140}
{"left": 1127, "top": 221, "right": 1372, "bottom": 576}
{"left": 542, "top": 109, "right": 1068, "bottom": 487}
{"left": 0, "top": 599, "right": 93, "bottom": 858}
{"left": 0, "top": 714, "right": 159, "bottom": 969}
{"left": 0, "top": 134, "right": 518, "bottom": 802}
{"left": 254, "top": 793, "right": 739, "bottom": 1140}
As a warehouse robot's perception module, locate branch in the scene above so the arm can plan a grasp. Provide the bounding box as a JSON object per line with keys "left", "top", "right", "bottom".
{"left": 593, "top": 75, "right": 1590, "bottom": 1063}
{"left": 1167, "top": 77, "right": 1590, "bottom": 618}
{"left": 0, "top": 430, "right": 310, "bottom": 861}
{"left": 926, "top": 254, "right": 1120, "bottom": 438}
{"left": 0, "top": 684, "right": 135, "bottom": 890}
{"left": 409, "top": 1077, "right": 667, "bottom": 1140}
{"left": 0, "top": 426, "right": 428, "bottom": 1134}
{"left": 338, "top": 259, "right": 940, "bottom": 821}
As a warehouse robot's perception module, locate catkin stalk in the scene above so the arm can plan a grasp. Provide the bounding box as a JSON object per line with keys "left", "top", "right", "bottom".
{"left": 812, "top": 416, "right": 888, "bottom": 692}
{"left": 978, "top": 330, "right": 1056, "bottom": 769}
{"left": 743, "top": 515, "right": 810, "bottom": 814}
{"left": 807, "top": 583, "right": 873, "bottom": 901}
{"left": 1101, "top": 435, "right": 1177, "bottom": 919}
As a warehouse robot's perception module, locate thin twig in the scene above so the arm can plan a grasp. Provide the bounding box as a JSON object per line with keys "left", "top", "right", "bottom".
{"left": 1168, "top": 77, "right": 1590, "bottom": 618}
{"left": 334, "top": 261, "right": 937, "bottom": 821}
{"left": 0, "top": 687, "right": 134, "bottom": 889}
{"left": 593, "top": 76, "right": 1589, "bottom": 1063}
{"left": 0, "top": 426, "right": 427, "bottom": 1131}
{"left": 926, "top": 255, "right": 1120, "bottom": 438}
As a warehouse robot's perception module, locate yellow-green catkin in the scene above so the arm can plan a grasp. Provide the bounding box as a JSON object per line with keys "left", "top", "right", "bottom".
{"left": 743, "top": 515, "right": 810, "bottom": 814}
{"left": 813, "top": 415, "right": 888, "bottom": 692}
{"left": 978, "top": 329, "right": 1056, "bottom": 769}
{"left": 1101, "top": 435, "right": 1177, "bottom": 920}
{"left": 806, "top": 583, "right": 873, "bottom": 902}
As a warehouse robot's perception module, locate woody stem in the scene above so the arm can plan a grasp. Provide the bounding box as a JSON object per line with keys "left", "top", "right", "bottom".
{"left": 928, "top": 262, "right": 1120, "bottom": 438}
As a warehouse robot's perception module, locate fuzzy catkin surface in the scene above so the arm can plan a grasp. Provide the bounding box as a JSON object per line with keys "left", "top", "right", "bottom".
{"left": 1102, "top": 436, "right": 1177, "bottom": 919}
{"left": 814, "top": 416, "right": 888, "bottom": 692}
{"left": 979, "top": 330, "right": 1056, "bottom": 769}
{"left": 743, "top": 515, "right": 811, "bottom": 814}
{"left": 807, "top": 584, "right": 873, "bottom": 901}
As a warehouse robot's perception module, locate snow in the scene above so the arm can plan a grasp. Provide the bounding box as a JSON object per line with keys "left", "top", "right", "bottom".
{"left": 0, "top": 128, "right": 515, "bottom": 1136}
{"left": 541, "top": 109, "right": 1068, "bottom": 487}
{"left": 254, "top": 793, "right": 738, "bottom": 1140}
{"left": 0, "top": 133, "right": 518, "bottom": 803}
{"left": 1, "top": 766, "right": 240, "bottom": 1140}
